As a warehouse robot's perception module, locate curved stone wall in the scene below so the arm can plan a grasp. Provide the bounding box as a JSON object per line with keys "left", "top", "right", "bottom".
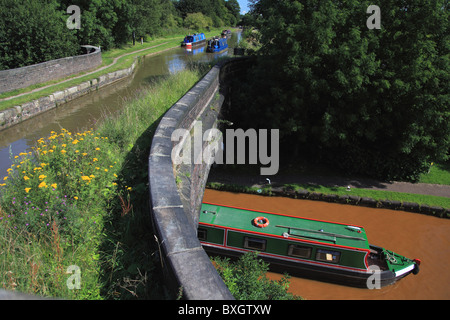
{"left": 148, "top": 58, "right": 250, "bottom": 300}
{"left": 0, "top": 46, "right": 102, "bottom": 94}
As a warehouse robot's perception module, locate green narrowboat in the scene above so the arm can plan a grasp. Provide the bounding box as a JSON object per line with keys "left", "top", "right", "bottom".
{"left": 198, "top": 202, "right": 421, "bottom": 288}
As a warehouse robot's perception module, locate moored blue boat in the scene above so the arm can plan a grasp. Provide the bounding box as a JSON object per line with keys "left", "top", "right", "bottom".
{"left": 206, "top": 37, "right": 228, "bottom": 53}
{"left": 181, "top": 33, "right": 206, "bottom": 48}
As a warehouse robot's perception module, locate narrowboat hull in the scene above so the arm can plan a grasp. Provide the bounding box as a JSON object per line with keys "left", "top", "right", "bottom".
{"left": 198, "top": 202, "right": 420, "bottom": 289}
{"left": 182, "top": 39, "right": 206, "bottom": 48}
{"left": 181, "top": 33, "right": 206, "bottom": 47}
{"left": 206, "top": 44, "right": 228, "bottom": 53}
{"left": 201, "top": 242, "right": 417, "bottom": 288}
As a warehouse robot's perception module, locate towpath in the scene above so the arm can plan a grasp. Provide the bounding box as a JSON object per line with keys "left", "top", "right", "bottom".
{"left": 207, "top": 170, "right": 450, "bottom": 198}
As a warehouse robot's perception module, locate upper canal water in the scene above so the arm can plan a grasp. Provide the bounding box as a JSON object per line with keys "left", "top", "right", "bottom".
{"left": 0, "top": 31, "right": 241, "bottom": 179}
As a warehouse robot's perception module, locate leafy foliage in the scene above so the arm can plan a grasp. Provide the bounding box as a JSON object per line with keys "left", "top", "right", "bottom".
{"left": 212, "top": 252, "right": 301, "bottom": 300}
{"left": 0, "top": 0, "right": 79, "bottom": 70}
{"left": 229, "top": 0, "right": 449, "bottom": 181}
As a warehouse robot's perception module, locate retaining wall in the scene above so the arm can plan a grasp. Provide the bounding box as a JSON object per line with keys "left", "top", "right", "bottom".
{"left": 148, "top": 58, "right": 251, "bottom": 300}
{"left": 0, "top": 46, "right": 102, "bottom": 94}
{"left": 0, "top": 59, "right": 137, "bottom": 132}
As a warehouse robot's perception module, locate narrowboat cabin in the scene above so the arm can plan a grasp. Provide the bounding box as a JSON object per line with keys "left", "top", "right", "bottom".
{"left": 198, "top": 202, "right": 421, "bottom": 288}
{"left": 206, "top": 37, "right": 228, "bottom": 53}
{"left": 181, "top": 33, "right": 206, "bottom": 48}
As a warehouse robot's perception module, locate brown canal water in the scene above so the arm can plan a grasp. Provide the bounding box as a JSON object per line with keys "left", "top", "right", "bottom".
{"left": 0, "top": 32, "right": 241, "bottom": 178}
{"left": 203, "top": 189, "right": 450, "bottom": 300}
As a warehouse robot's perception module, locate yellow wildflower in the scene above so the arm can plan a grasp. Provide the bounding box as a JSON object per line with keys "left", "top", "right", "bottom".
{"left": 95, "top": 147, "right": 100, "bottom": 151}
{"left": 72, "top": 139, "right": 79, "bottom": 145}
{"left": 104, "top": 169, "right": 108, "bottom": 172}
{"left": 74, "top": 196, "right": 78, "bottom": 200}
{"left": 3, "top": 176, "right": 7, "bottom": 181}
{"left": 39, "top": 174, "right": 46, "bottom": 180}
{"left": 51, "top": 183, "right": 57, "bottom": 189}
{"left": 81, "top": 176, "right": 91, "bottom": 181}
{"left": 61, "top": 150, "right": 67, "bottom": 154}
{"left": 24, "top": 176, "right": 30, "bottom": 181}
{"left": 25, "top": 187, "right": 31, "bottom": 193}
{"left": 93, "top": 158, "right": 98, "bottom": 162}
{"left": 38, "top": 181, "right": 47, "bottom": 188}
{"left": 82, "top": 153, "right": 87, "bottom": 156}
{"left": 62, "top": 144, "right": 67, "bottom": 148}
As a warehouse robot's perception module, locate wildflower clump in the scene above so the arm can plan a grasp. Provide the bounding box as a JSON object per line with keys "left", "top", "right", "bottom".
{"left": 0, "top": 128, "right": 141, "bottom": 242}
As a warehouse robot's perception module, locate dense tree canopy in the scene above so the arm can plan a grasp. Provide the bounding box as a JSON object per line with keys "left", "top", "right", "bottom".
{"left": 0, "top": 0, "right": 240, "bottom": 70}
{"left": 0, "top": 0, "right": 79, "bottom": 70}
{"left": 229, "top": 0, "right": 449, "bottom": 181}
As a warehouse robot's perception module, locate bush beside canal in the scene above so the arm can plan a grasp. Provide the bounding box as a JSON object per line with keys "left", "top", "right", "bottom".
{"left": 0, "top": 66, "right": 207, "bottom": 299}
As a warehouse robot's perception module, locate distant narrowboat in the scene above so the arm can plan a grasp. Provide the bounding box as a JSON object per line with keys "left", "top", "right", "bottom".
{"left": 206, "top": 37, "right": 228, "bottom": 53}
{"left": 198, "top": 202, "right": 421, "bottom": 288}
{"left": 181, "top": 33, "right": 206, "bottom": 48}
{"left": 221, "top": 29, "right": 232, "bottom": 37}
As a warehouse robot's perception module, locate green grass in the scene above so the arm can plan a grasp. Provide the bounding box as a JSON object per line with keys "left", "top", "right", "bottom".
{"left": 0, "top": 65, "right": 209, "bottom": 299}
{"left": 418, "top": 162, "right": 450, "bottom": 185}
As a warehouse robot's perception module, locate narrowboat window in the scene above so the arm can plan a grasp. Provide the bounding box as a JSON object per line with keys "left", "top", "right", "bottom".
{"left": 244, "top": 237, "right": 266, "bottom": 251}
{"left": 197, "top": 228, "right": 207, "bottom": 241}
{"left": 316, "top": 249, "right": 340, "bottom": 263}
{"left": 288, "top": 244, "right": 312, "bottom": 259}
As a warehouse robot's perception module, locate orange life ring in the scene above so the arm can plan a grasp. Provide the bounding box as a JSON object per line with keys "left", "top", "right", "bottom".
{"left": 253, "top": 216, "right": 269, "bottom": 228}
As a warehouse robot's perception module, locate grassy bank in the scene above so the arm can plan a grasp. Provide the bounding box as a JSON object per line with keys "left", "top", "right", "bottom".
{"left": 0, "top": 65, "right": 208, "bottom": 299}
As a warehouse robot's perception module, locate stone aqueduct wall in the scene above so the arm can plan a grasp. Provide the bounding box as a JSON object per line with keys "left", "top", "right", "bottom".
{"left": 148, "top": 58, "right": 250, "bottom": 300}
{"left": 0, "top": 46, "right": 102, "bottom": 94}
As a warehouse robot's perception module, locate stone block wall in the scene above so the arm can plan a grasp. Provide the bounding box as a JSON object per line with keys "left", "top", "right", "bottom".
{"left": 0, "top": 60, "right": 138, "bottom": 132}
{"left": 148, "top": 58, "right": 251, "bottom": 300}
{"left": 0, "top": 46, "right": 102, "bottom": 94}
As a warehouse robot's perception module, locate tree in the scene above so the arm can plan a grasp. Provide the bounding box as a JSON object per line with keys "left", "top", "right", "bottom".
{"left": 183, "top": 12, "right": 212, "bottom": 30}
{"left": 229, "top": 0, "right": 449, "bottom": 181}
{"left": 212, "top": 252, "right": 301, "bottom": 300}
{"left": 0, "top": 0, "right": 79, "bottom": 70}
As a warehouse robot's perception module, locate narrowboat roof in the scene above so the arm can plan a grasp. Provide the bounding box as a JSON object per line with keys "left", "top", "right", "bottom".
{"left": 200, "top": 202, "right": 371, "bottom": 251}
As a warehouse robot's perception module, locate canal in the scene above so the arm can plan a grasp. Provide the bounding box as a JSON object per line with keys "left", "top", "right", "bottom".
{"left": 203, "top": 189, "right": 450, "bottom": 300}
{"left": 0, "top": 31, "right": 241, "bottom": 179}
